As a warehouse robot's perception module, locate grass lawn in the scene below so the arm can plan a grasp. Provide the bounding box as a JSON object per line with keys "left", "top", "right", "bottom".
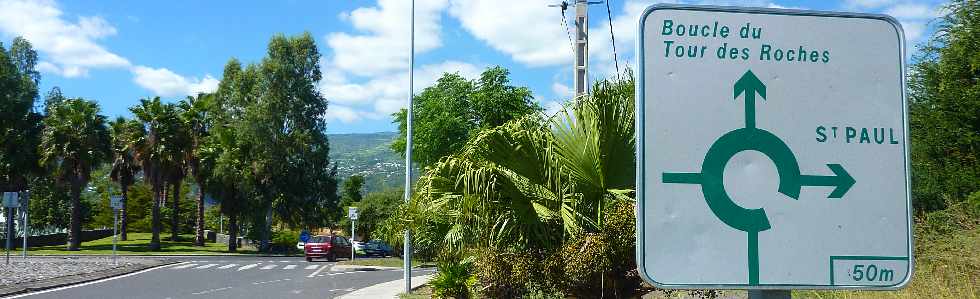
{"left": 399, "top": 285, "right": 432, "bottom": 299}
{"left": 337, "top": 257, "right": 435, "bottom": 268}
{"left": 27, "top": 232, "right": 257, "bottom": 255}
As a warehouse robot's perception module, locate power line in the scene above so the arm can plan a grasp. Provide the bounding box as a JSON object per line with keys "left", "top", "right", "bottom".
{"left": 605, "top": 0, "right": 620, "bottom": 76}
{"left": 551, "top": 2, "right": 574, "bottom": 55}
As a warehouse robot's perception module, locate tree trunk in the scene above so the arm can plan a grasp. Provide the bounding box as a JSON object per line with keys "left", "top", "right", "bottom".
{"left": 171, "top": 181, "right": 181, "bottom": 241}
{"left": 149, "top": 185, "right": 162, "bottom": 251}
{"left": 194, "top": 183, "right": 205, "bottom": 246}
{"left": 227, "top": 213, "right": 238, "bottom": 252}
{"left": 120, "top": 184, "right": 129, "bottom": 241}
{"left": 67, "top": 178, "right": 83, "bottom": 251}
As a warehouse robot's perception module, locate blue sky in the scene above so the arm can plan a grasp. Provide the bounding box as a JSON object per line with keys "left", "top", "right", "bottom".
{"left": 0, "top": 0, "right": 944, "bottom": 133}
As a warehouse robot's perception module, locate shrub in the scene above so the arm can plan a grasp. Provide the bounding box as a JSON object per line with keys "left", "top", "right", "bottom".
{"left": 431, "top": 255, "right": 477, "bottom": 298}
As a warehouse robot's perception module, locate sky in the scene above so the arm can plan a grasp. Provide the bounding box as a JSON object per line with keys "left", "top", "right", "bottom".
{"left": 0, "top": 0, "right": 945, "bottom": 133}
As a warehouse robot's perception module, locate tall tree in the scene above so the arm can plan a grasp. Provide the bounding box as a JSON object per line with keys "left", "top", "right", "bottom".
{"left": 130, "top": 97, "right": 182, "bottom": 251}
{"left": 109, "top": 117, "right": 142, "bottom": 241}
{"left": 39, "top": 98, "right": 110, "bottom": 250}
{"left": 908, "top": 0, "right": 980, "bottom": 212}
{"left": 179, "top": 93, "right": 213, "bottom": 246}
{"left": 392, "top": 66, "right": 542, "bottom": 168}
{"left": 340, "top": 175, "right": 365, "bottom": 207}
{"left": 0, "top": 37, "right": 43, "bottom": 194}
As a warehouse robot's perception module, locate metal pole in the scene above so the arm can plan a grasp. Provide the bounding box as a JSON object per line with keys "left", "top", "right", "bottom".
{"left": 403, "top": 0, "right": 415, "bottom": 293}
{"left": 22, "top": 193, "right": 27, "bottom": 258}
{"left": 112, "top": 209, "right": 118, "bottom": 265}
{"left": 5, "top": 207, "right": 11, "bottom": 265}
{"left": 573, "top": 0, "right": 590, "bottom": 97}
{"left": 748, "top": 290, "right": 791, "bottom": 299}
{"left": 351, "top": 219, "right": 355, "bottom": 261}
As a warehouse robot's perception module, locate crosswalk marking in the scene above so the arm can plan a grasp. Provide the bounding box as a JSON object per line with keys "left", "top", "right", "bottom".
{"left": 283, "top": 265, "right": 297, "bottom": 270}
{"left": 172, "top": 263, "right": 199, "bottom": 269}
{"left": 260, "top": 265, "right": 277, "bottom": 270}
{"left": 238, "top": 263, "right": 260, "bottom": 271}
{"left": 217, "top": 264, "right": 238, "bottom": 269}
{"left": 195, "top": 264, "right": 219, "bottom": 269}
{"left": 305, "top": 265, "right": 320, "bottom": 270}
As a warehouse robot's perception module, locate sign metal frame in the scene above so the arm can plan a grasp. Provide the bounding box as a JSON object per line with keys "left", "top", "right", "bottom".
{"left": 635, "top": 4, "right": 914, "bottom": 290}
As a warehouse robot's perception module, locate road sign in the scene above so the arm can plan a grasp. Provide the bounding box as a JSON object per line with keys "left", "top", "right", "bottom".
{"left": 636, "top": 5, "right": 912, "bottom": 290}
{"left": 110, "top": 196, "right": 123, "bottom": 210}
{"left": 299, "top": 230, "right": 311, "bottom": 243}
{"left": 2, "top": 192, "right": 19, "bottom": 208}
{"left": 348, "top": 207, "right": 359, "bottom": 221}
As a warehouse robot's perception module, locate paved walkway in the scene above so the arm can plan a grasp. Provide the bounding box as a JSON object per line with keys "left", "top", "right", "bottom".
{"left": 338, "top": 274, "right": 433, "bottom": 299}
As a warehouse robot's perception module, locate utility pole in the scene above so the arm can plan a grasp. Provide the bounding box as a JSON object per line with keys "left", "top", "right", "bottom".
{"left": 573, "top": 1, "right": 602, "bottom": 96}
{"left": 404, "top": 0, "right": 416, "bottom": 293}
{"left": 21, "top": 191, "right": 28, "bottom": 258}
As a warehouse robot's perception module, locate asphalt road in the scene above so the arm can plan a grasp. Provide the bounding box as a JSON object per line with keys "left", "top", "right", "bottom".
{"left": 10, "top": 256, "right": 435, "bottom": 299}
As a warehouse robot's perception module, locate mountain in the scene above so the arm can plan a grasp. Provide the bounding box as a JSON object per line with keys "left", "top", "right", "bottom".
{"left": 328, "top": 132, "right": 404, "bottom": 193}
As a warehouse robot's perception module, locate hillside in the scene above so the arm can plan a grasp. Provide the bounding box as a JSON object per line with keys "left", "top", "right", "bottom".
{"left": 328, "top": 132, "right": 404, "bottom": 193}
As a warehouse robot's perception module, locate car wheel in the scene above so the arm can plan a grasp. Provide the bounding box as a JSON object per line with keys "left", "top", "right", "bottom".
{"left": 327, "top": 252, "right": 337, "bottom": 262}
{"left": 306, "top": 256, "right": 312, "bottom": 262}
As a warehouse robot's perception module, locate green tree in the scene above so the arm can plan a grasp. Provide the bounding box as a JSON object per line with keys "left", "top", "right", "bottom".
{"left": 392, "top": 66, "right": 541, "bottom": 168}
{"left": 340, "top": 175, "right": 365, "bottom": 208}
{"left": 179, "top": 93, "right": 213, "bottom": 246}
{"left": 39, "top": 98, "right": 111, "bottom": 250}
{"left": 0, "top": 37, "right": 43, "bottom": 194}
{"left": 130, "top": 97, "right": 183, "bottom": 251}
{"left": 109, "top": 117, "right": 142, "bottom": 240}
{"left": 356, "top": 188, "right": 402, "bottom": 241}
{"left": 908, "top": 0, "right": 980, "bottom": 212}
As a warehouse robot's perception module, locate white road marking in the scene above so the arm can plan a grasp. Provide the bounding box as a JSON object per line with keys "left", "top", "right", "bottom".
{"left": 283, "top": 264, "right": 297, "bottom": 269}
{"left": 279, "top": 260, "right": 290, "bottom": 263}
{"left": 191, "top": 286, "right": 232, "bottom": 295}
{"left": 307, "top": 263, "right": 331, "bottom": 277}
{"left": 171, "top": 263, "right": 199, "bottom": 269}
{"left": 252, "top": 278, "right": 292, "bottom": 285}
{"left": 4, "top": 262, "right": 183, "bottom": 299}
{"left": 217, "top": 264, "right": 238, "bottom": 269}
{"left": 194, "top": 264, "right": 219, "bottom": 269}
{"left": 237, "top": 263, "right": 260, "bottom": 271}
{"left": 304, "top": 265, "right": 319, "bottom": 270}
{"left": 260, "top": 264, "right": 277, "bottom": 270}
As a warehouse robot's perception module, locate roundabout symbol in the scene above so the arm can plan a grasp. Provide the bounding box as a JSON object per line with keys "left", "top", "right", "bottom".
{"left": 661, "top": 70, "right": 856, "bottom": 285}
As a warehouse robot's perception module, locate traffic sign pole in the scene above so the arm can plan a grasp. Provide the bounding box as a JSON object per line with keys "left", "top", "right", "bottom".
{"left": 112, "top": 208, "right": 118, "bottom": 265}
{"left": 22, "top": 191, "right": 28, "bottom": 259}
{"left": 749, "top": 290, "right": 790, "bottom": 299}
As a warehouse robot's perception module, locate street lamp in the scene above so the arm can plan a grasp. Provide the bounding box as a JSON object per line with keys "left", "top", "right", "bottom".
{"left": 403, "top": 0, "right": 416, "bottom": 293}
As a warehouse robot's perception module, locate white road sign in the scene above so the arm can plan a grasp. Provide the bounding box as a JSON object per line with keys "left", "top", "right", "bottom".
{"left": 348, "top": 207, "right": 358, "bottom": 221}
{"left": 110, "top": 196, "right": 124, "bottom": 210}
{"left": 2, "top": 192, "right": 19, "bottom": 208}
{"left": 636, "top": 5, "right": 912, "bottom": 289}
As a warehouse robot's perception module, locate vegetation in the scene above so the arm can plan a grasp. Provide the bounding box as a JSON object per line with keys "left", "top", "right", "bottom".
{"left": 27, "top": 233, "right": 255, "bottom": 255}
{"left": 329, "top": 132, "right": 404, "bottom": 193}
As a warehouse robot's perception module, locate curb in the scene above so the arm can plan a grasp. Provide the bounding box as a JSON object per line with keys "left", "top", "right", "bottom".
{"left": 0, "top": 260, "right": 178, "bottom": 298}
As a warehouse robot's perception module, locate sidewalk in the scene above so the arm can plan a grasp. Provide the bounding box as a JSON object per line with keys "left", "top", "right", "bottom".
{"left": 337, "top": 274, "right": 433, "bottom": 299}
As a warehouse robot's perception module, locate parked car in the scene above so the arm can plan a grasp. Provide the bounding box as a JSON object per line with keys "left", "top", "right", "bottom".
{"left": 352, "top": 240, "right": 385, "bottom": 257}
{"left": 367, "top": 240, "right": 393, "bottom": 257}
{"left": 304, "top": 235, "right": 352, "bottom": 262}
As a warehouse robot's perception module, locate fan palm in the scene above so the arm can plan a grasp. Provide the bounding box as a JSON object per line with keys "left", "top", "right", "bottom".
{"left": 108, "top": 117, "right": 142, "bottom": 241}
{"left": 179, "top": 93, "right": 212, "bottom": 246}
{"left": 130, "top": 97, "right": 183, "bottom": 251}
{"left": 38, "top": 98, "right": 110, "bottom": 251}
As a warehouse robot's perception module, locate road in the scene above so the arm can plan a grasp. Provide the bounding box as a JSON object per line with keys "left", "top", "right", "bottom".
{"left": 9, "top": 256, "right": 434, "bottom": 299}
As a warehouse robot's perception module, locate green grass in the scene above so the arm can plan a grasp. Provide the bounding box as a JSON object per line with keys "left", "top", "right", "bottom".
{"left": 27, "top": 232, "right": 257, "bottom": 255}
{"left": 399, "top": 285, "right": 432, "bottom": 299}
{"left": 338, "top": 257, "right": 435, "bottom": 268}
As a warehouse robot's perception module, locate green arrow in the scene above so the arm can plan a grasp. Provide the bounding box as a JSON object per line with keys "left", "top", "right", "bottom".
{"left": 734, "top": 70, "right": 766, "bottom": 129}
{"left": 799, "top": 164, "right": 855, "bottom": 198}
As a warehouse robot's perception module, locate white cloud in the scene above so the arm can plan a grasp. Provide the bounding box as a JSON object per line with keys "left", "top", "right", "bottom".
{"left": 885, "top": 4, "right": 939, "bottom": 19}
{"left": 326, "top": 0, "right": 448, "bottom": 77}
{"left": 325, "top": 104, "right": 363, "bottom": 123}
{"left": 0, "top": 0, "right": 130, "bottom": 77}
{"left": 448, "top": 0, "right": 570, "bottom": 67}
{"left": 131, "top": 66, "right": 218, "bottom": 97}
{"left": 551, "top": 82, "right": 573, "bottom": 99}
{"left": 543, "top": 100, "right": 565, "bottom": 117}
{"left": 844, "top": 0, "right": 897, "bottom": 9}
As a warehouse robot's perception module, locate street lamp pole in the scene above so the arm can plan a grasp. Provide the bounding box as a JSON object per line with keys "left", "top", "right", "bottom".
{"left": 403, "top": 0, "right": 416, "bottom": 293}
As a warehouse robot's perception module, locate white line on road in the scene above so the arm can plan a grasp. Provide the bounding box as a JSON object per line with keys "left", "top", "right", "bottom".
{"left": 237, "top": 263, "right": 260, "bottom": 271}
{"left": 251, "top": 278, "right": 292, "bottom": 285}
{"left": 304, "top": 265, "right": 319, "bottom": 270}
{"left": 283, "top": 265, "right": 297, "bottom": 269}
{"left": 171, "top": 263, "right": 199, "bottom": 269}
{"left": 260, "top": 264, "right": 277, "bottom": 270}
{"left": 4, "top": 262, "right": 183, "bottom": 299}
{"left": 307, "top": 263, "right": 331, "bottom": 277}
{"left": 191, "top": 286, "right": 232, "bottom": 295}
{"left": 194, "top": 264, "right": 219, "bottom": 269}
{"left": 217, "top": 264, "right": 238, "bottom": 269}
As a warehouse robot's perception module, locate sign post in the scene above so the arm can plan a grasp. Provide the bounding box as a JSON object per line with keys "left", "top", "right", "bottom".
{"left": 3, "top": 192, "right": 19, "bottom": 265}
{"left": 21, "top": 191, "right": 28, "bottom": 259}
{"left": 348, "top": 207, "right": 358, "bottom": 261}
{"left": 636, "top": 4, "right": 912, "bottom": 295}
{"left": 110, "top": 196, "right": 123, "bottom": 265}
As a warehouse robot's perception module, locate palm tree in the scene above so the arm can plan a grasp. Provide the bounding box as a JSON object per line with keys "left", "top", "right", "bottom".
{"left": 108, "top": 117, "right": 141, "bottom": 241}
{"left": 39, "top": 98, "right": 111, "bottom": 251}
{"left": 130, "top": 97, "right": 182, "bottom": 251}
{"left": 179, "top": 93, "right": 212, "bottom": 246}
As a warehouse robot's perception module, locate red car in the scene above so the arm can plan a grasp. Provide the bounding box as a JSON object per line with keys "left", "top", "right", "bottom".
{"left": 304, "top": 235, "right": 352, "bottom": 262}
